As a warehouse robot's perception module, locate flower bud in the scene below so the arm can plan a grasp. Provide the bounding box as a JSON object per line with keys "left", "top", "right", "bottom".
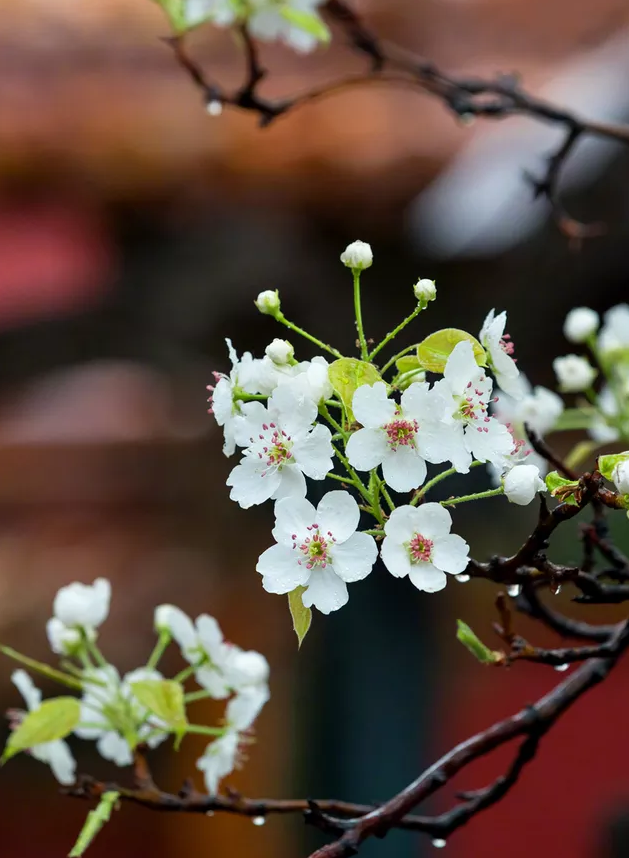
{"left": 46, "top": 618, "right": 82, "bottom": 655}
{"left": 254, "top": 290, "right": 281, "bottom": 316}
{"left": 53, "top": 578, "right": 111, "bottom": 629}
{"left": 265, "top": 338, "right": 294, "bottom": 365}
{"left": 340, "top": 240, "right": 373, "bottom": 270}
{"left": 553, "top": 354, "right": 597, "bottom": 393}
{"left": 154, "top": 604, "right": 178, "bottom": 633}
{"left": 503, "top": 464, "right": 546, "bottom": 506}
{"left": 612, "top": 458, "right": 629, "bottom": 495}
{"left": 413, "top": 278, "right": 436, "bottom": 304}
{"left": 563, "top": 307, "right": 599, "bottom": 343}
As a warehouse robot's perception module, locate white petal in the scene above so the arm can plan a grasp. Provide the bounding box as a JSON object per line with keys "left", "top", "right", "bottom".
{"left": 381, "top": 446, "right": 427, "bottom": 492}
{"left": 39, "top": 740, "right": 76, "bottom": 785}
{"left": 270, "top": 380, "right": 317, "bottom": 428}
{"left": 271, "top": 464, "right": 307, "bottom": 501}
{"left": 302, "top": 567, "right": 349, "bottom": 614}
{"left": 432, "top": 533, "right": 470, "bottom": 574}
{"left": 197, "top": 733, "right": 238, "bottom": 794}
{"left": 162, "top": 606, "right": 197, "bottom": 656}
{"left": 292, "top": 424, "right": 333, "bottom": 479}
{"left": 195, "top": 615, "right": 224, "bottom": 659}
{"left": 418, "top": 418, "right": 471, "bottom": 473}
{"left": 272, "top": 496, "right": 317, "bottom": 545}
{"left": 400, "top": 381, "right": 431, "bottom": 418}
{"left": 231, "top": 402, "right": 270, "bottom": 448}
{"left": 195, "top": 665, "right": 230, "bottom": 699}
{"left": 465, "top": 419, "right": 513, "bottom": 465}
{"left": 380, "top": 537, "right": 412, "bottom": 578}
{"left": 316, "top": 491, "right": 359, "bottom": 543}
{"left": 226, "top": 686, "right": 269, "bottom": 731}
{"left": 408, "top": 563, "right": 447, "bottom": 593}
{"left": 12, "top": 670, "right": 42, "bottom": 711}
{"left": 409, "top": 503, "right": 453, "bottom": 539}
{"left": 383, "top": 506, "right": 422, "bottom": 542}
{"left": 97, "top": 731, "right": 133, "bottom": 766}
{"left": 352, "top": 383, "right": 396, "bottom": 428}
{"left": 331, "top": 532, "right": 377, "bottom": 582}
{"left": 443, "top": 340, "right": 480, "bottom": 394}
{"left": 346, "top": 428, "right": 388, "bottom": 471}
{"left": 227, "top": 457, "right": 280, "bottom": 508}
{"left": 256, "top": 544, "right": 310, "bottom": 593}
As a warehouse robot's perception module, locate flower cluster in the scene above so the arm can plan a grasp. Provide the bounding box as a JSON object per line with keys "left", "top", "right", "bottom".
{"left": 207, "top": 241, "right": 562, "bottom": 627}
{"left": 3, "top": 579, "right": 269, "bottom": 799}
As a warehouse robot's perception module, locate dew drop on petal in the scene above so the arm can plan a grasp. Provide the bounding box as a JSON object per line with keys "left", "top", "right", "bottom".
{"left": 455, "top": 574, "right": 471, "bottom": 583}
{"left": 507, "top": 584, "right": 521, "bottom": 597}
{"left": 252, "top": 816, "right": 266, "bottom": 826}
{"left": 554, "top": 663, "right": 569, "bottom": 672}
{"left": 432, "top": 839, "right": 447, "bottom": 849}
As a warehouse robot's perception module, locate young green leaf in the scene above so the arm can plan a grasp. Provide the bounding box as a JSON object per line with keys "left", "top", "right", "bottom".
{"left": 288, "top": 586, "right": 312, "bottom": 648}
{"left": 2, "top": 697, "right": 80, "bottom": 763}
{"left": 416, "top": 329, "right": 486, "bottom": 374}
{"left": 328, "top": 358, "right": 382, "bottom": 423}
{"left": 68, "top": 791, "right": 119, "bottom": 857}
{"left": 279, "top": 7, "right": 331, "bottom": 43}
{"left": 545, "top": 471, "right": 581, "bottom": 506}
{"left": 131, "top": 680, "right": 187, "bottom": 730}
{"left": 395, "top": 355, "right": 421, "bottom": 374}
{"left": 598, "top": 453, "right": 629, "bottom": 482}
{"left": 456, "top": 620, "right": 501, "bottom": 665}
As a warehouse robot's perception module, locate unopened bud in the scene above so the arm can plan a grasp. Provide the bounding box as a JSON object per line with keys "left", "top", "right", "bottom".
{"left": 340, "top": 240, "right": 373, "bottom": 271}
{"left": 265, "top": 338, "right": 294, "bottom": 365}
{"left": 413, "top": 278, "right": 436, "bottom": 304}
{"left": 254, "top": 290, "right": 281, "bottom": 316}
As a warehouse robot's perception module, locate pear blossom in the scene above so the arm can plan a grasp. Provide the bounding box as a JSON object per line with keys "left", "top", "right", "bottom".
{"left": 10, "top": 670, "right": 76, "bottom": 785}
{"left": 380, "top": 504, "right": 469, "bottom": 593}
{"left": 612, "top": 457, "right": 629, "bottom": 495}
{"left": 346, "top": 381, "right": 434, "bottom": 492}
{"left": 340, "top": 240, "right": 373, "bottom": 270}
{"left": 46, "top": 618, "right": 81, "bottom": 655}
{"left": 256, "top": 492, "right": 377, "bottom": 614}
{"left": 247, "top": 0, "right": 327, "bottom": 53}
{"left": 553, "top": 355, "right": 597, "bottom": 393}
{"left": 479, "top": 309, "right": 524, "bottom": 398}
{"left": 265, "top": 339, "right": 294, "bottom": 365}
{"left": 227, "top": 388, "right": 333, "bottom": 509}
{"left": 598, "top": 304, "right": 629, "bottom": 355}
{"left": 183, "top": 0, "right": 236, "bottom": 28}
{"left": 74, "top": 666, "right": 168, "bottom": 766}
{"left": 503, "top": 464, "right": 546, "bottom": 505}
{"left": 254, "top": 289, "right": 281, "bottom": 316}
{"left": 423, "top": 341, "right": 513, "bottom": 473}
{"left": 196, "top": 687, "right": 268, "bottom": 794}
{"left": 413, "top": 278, "right": 436, "bottom": 304}
{"left": 563, "top": 308, "right": 599, "bottom": 343}
{"left": 48, "top": 579, "right": 111, "bottom": 653}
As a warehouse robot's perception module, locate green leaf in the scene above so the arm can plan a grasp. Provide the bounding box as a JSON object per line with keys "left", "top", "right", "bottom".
{"left": 456, "top": 620, "right": 501, "bottom": 664}
{"left": 395, "top": 355, "right": 421, "bottom": 374}
{"left": 279, "top": 7, "right": 331, "bottom": 43}
{"left": 0, "top": 645, "right": 84, "bottom": 691}
{"left": 68, "top": 791, "right": 119, "bottom": 857}
{"left": 564, "top": 440, "right": 600, "bottom": 471}
{"left": 288, "top": 586, "right": 312, "bottom": 648}
{"left": 416, "top": 329, "right": 486, "bottom": 374}
{"left": 598, "top": 453, "right": 629, "bottom": 481}
{"left": 131, "top": 680, "right": 187, "bottom": 730}
{"left": 2, "top": 697, "right": 80, "bottom": 763}
{"left": 328, "top": 359, "right": 382, "bottom": 423}
{"left": 552, "top": 407, "right": 596, "bottom": 432}
{"left": 544, "top": 471, "right": 580, "bottom": 506}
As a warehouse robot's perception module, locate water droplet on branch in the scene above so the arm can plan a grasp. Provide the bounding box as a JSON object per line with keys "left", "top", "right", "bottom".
{"left": 432, "top": 838, "right": 447, "bottom": 849}
{"left": 554, "top": 663, "right": 569, "bottom": 672}
{"left": 455, "top": 574, "right": 470, "bottom": 583}
{"left": 252, "top": 816, "right": 266, "bottom": 826}
{"left": 206, "top": 100, "right": 223, "bottom": 117}
{"left": 507, "top": 584, "right": 521, "bottom": 597}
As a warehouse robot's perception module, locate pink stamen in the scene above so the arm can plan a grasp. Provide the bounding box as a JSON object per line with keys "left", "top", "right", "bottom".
{"left": 408, "top": 533, "right": 434, "bottom": 563}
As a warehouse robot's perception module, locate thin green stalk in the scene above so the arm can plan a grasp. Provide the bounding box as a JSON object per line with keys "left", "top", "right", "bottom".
{"left": 147, "top": 631, "right": 171, "bottom": 671}
{"left": 440, "top": 486, "right": 504, "bottom": 507}
{"left": 379, "top": 344, "right": 417, "bottom": 376}
{"left": 0, "top": 645, "right": 84, "bottom": 691}
{"left": 85, "top": 637, "right": 108, "bottom": 669}
{"left": 369, "top": 305, "right": 422, "bottom": 362}
{"left": 184, "top": 689, "right": 213, "bottom": 704}
{"left": 325, "top": 472, "right": 351, "bottom": 484}
{"left": 320, "top": 403, "right": 346, "bottom": 439}
{"left": 378, "top": 480, "right": 395, "bottom": 513}
{"left": 275, "top": 313, "right": 342, "bottom": 359}
{"left": 324, "top": 400, "right": 342, "bottom": 409}
{"left": 362, "top": 529, "right": 384, "bottom": 538}
{"left": 235, "top": 391, "right": 268, "bottom": 402}
{"left": 333, "top": 446, "right": 372, "bottom": 503}
{"left": 174, "top": 663, "right": 198, "bottom": 684}
{"left": 353, "top": 271, "right": 369, "bottom": 360}
{"left": 184, "top": 724, "right": 226, "bottom": 737}
{"left": 412, "top": 460, "right": 484, "bottom": 506}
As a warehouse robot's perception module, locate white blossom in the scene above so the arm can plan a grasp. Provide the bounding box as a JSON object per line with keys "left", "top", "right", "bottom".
{"left": 423, "top": 341, "right": 513, "bottom": 473}
{"left": 380, "top": 504, "right": 469, "bottom": 593}
{"left": 563, "top": 308, "right": 599, "bottom": 343}
{"left": 413, "top": 278, "right": 436, "bottom": 303}
{"left": 503, "top": 464, "right": 546, "bottom": 505}
{"left": 598, "top": 304, "right": 629, "bottom": 355}
{"left": 495, "top": 380, "right": 563, "bottom": 438}
{"left": 346, "top": 381, "right": 433, "bottom": 492}
{"left": 183, "top": 0, "right": 236, "bottom": 28}
{"left": 589, "top": 387, "right": 621, "bottom": 443}
{"left": 254, "top": 290, "right": 281, "bottom": 316}
{"left": 612, "top": 458, "right": 629, "bottom": 495}
{"left": 227, "top": 388, "right": 333, "bottom": 509}
{"left": 74, "top": 666, "right": 168, "bottom": 766}
{"left": 256, "top": 492, "right": 377, "bottom": 614}
{"left": 46, "top": 618, "right": 81, "bottom": 655}
{"left": 11, "top": 670, "right": 76, "bottom": 785}
{"left": 53, "top": 578, "right": 110, "bottom": 629}
{"left": 247, "top": 0, "right": 327, "bottom": 52}
{"left": 479, "top": 309, "right": 523, "bottom": 398}
{"left": 553, "top": 355, "right": 597, "bottom": 393}
{"left": 265, "top": 339, "right": 294, "bottom": 365}
{"left": 340, "top": 240, "right": 373, "bottom": 270}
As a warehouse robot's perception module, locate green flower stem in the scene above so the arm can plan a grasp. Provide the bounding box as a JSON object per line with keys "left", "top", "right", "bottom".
{"left": 275, "top": 312, "right": 342, "bottom": 359}
{"left": 378, "top": 344, "right": 417, "bottom": 376}
{"left": 333, "top": 446, "right": 372, "bottom": 504}
{"left": 0, "top": 645, "right": 84, "bottom": 691}
{"left": 84, "top": 636, "right": 108, "bottom": 669}
{"left": 440, "top": 486, "right": 504, "bottom": 507}
{"left": 353, "top": 271, "right": 369, "bottom": 361}
{"left": 183, "top": 724, "right": 226, "bottom": 737}
{"left": 320, "top": 403, "right": 346, "bottom": 439}
{"left": 174, "top": 663, "right": 198, "bottom": 684}
{"left": 369, "top": 305, "right": 422, "bottom": 362}
{"left": 184, "top": 689, "right": 213, "bottom": 704}
{"left": 378, "top": 479, "right": 395, "bottom": 513}
{"left": 235, "top": 391, "right": 268, "bottom": 402}
{"left": 147, "top": 631, "right": 171, "bottom": 671}
{"left": 362, "top": 529, "right": 384, "bottom": 538}
{"left": 412, "top": 460, "right": 484, "bottom": 506}
{"left": 326, "top": 472, "right": 351, "bottom": 484}
{"left": 368, "top": 471, "right": 385, "bottom": 525}
{"left": 324, "top": 400, "right": 342, "bottom": 409}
